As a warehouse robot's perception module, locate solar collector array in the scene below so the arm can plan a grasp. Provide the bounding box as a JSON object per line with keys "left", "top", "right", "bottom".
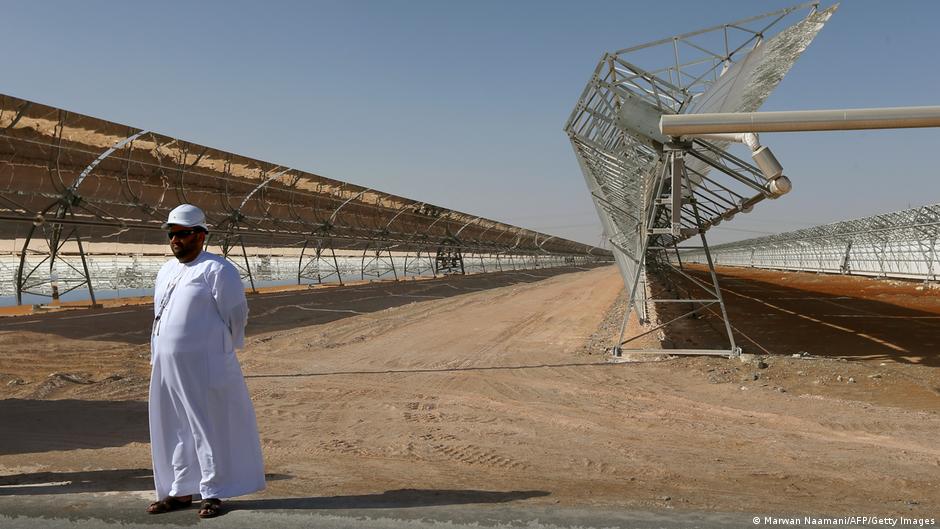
{"left": 0, "top": 93, "right": 607, "bottom": 257}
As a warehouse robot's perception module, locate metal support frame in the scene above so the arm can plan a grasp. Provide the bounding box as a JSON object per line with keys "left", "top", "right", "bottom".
{"left": 298, "top": 238, "right": 344, "bottom": 286}
{"left": 16, "top": 207, "right": 97, "bottom": 306}
{"left": 493, "top": 252, "right": 504, "bottom": 272}
{"left": 15, "top": 127, "right": 149, "bottom": 305}
{"left": 682, "top": 203, "right": 940, "bottom": 282}
{"left": 361, "top": 242, "right": 398, "bottom": 281}
{"left": 566, "top": 3, "right": 833, "bottom": 357}
{"left": 209, "top": 168, "right": 294, "bottom": 293}
{"left": 435, "top": 241, "right": 465, "bottom": 275}
{"left": 213, "top": 230, "right": 257, "bottom": 293}
{"left": 403, "top": 246, "right": 436, "bottom": 278}
{"left": 462, "top": 251, "right": 487, "bottom": 274}
{"left": 613, "top": 149, "right": 739, "bottom": 357}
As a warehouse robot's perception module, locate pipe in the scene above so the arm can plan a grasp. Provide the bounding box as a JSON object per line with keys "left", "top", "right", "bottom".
{"left": 690, "top": 132, "right": 760, "bottom": 150}
{"left": 661, "top": 106, "right": 940, "bottom": 135}
{"left": 687, "top": 132, "right": 784, "bottom": 182}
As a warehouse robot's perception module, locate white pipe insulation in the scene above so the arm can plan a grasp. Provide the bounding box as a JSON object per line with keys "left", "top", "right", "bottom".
{"left": 660, "top": 106, "right": 940, "bottom": 136}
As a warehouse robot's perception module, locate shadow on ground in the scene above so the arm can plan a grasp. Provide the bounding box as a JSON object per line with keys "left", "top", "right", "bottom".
{"left": 0, "top": 266, "right": 606, "bottom": 345}
{"left": 228, "top": 489, "right": 550, "bottom": 511}
{"left": 647, "top": 265, "right": 940, "bottom": 366}
{"left": 0, "top": 469, "right": 548, "bottom": 514}
{"left": 0, "top": 469, "right": 153, "bottom": 495}
{"left": 0, "top": 468, "right": 291, "bottom": 496}
{"left": 0, "top": 399, "right": 148, "bottom": 455}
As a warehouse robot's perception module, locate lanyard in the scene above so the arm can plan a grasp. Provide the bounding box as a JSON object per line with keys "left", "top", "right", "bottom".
{"left": 153, "top": 268, "right": 186, "bottom": 336}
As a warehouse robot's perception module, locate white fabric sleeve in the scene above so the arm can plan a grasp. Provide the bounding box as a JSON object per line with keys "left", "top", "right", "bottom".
{"left": 208, "top": 261, "right": 249, "bottom": 350}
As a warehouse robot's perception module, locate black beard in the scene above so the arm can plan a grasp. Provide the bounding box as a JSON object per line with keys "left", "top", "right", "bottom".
{"left": 172, "top": 241, "right": 200, "bottom": 262}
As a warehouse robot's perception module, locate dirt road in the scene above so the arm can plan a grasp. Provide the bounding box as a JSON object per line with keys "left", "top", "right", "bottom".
{"left": 0, "top": 265, "right": 937, "bottom": 521}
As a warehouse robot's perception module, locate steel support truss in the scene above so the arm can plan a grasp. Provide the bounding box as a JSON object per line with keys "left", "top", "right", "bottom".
{"left": 566, "top": 3, "right": 833, "bottom": 357}
{"left": 298, "top": 238, "right": 345, "bottom": 286}
{"left": 613, "top": 148, "right": 739, "bottom": 357}
{"left": 402, "top": 245, "right": 437, "bottom": 278}
{"left": 435, "top": 239, "right": 465, "bottom": 276}
{"left": 14, "top": 125, "right": 150, "bottom": 305}
{"left": 360, "top": 241, "right": 398, "bottom": 281}
{"left": 681, "top": 203, "right": 940, "bottom": 282}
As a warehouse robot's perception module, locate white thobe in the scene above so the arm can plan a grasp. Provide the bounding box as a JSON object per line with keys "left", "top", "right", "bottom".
{"left": 149, "top": 251, "right": 265, "bottom": 500}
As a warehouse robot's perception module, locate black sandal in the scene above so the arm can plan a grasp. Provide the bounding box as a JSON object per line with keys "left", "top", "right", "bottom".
{"left": 198, "top": 498, "right": 223, "bottom": 518}
{"left": 146, "top": 495, "right": 193, "bottom": 514}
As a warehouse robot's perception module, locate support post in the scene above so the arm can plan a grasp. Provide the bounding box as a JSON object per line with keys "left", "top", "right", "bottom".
{"left": 613, "top": 149, "right": 739, "bottom": 358}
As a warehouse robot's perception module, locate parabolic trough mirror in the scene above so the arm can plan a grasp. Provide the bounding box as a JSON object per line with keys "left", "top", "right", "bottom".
{"left": 567, "top": 2, "right": 940, "bottom": 357}
{"left": 0, "top": 94, "right": 611, "bottom": 306}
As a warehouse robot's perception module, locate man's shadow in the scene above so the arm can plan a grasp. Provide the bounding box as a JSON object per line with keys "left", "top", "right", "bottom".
{"left": 0, "top": 399, "right": 149, "bottom": 455}
{"left": 228, "top": 489, "right": 551, "bottom": 511}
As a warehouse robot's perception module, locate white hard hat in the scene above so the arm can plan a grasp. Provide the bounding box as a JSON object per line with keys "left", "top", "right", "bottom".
{"left": 162, "top": 204, "right": 208, "bottom": 231}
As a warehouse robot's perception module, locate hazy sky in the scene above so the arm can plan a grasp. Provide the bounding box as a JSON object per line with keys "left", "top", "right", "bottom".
{"left": 3, "top": 1, "right": 937, "bottom": 246}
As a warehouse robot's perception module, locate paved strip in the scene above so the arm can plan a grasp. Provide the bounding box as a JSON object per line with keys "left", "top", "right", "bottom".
{"left": 0, "top": 492, "right": 783, "bottom": 529}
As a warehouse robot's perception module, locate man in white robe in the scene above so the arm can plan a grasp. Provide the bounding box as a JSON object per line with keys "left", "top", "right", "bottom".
{"left": 147, "top": 204, "right": 265, "bottom": 518}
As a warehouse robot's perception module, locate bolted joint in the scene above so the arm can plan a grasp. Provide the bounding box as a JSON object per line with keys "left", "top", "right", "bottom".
{"left": 60, "top": 189, "right": 82, "bottom": 207}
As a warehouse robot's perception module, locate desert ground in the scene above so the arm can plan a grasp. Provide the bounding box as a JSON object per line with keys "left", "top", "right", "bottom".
{"left": 0, "top": 264, "right": 938, "bottom": 522}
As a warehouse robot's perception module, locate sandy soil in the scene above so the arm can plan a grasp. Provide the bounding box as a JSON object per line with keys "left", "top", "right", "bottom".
{"left": 0, "top": 265, "right": 938, "bottom": 519}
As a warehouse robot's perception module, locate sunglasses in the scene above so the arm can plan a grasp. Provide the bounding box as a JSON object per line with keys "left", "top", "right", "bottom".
{"left": 167, "top": 229, "right": 202, "bottom": 240}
